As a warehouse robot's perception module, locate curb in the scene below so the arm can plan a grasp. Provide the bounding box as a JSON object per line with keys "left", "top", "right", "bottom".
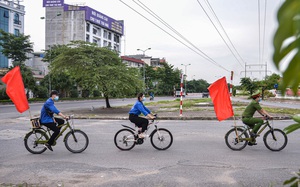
{"left": 72, "top": 116, "right": 292, "bottom": 120}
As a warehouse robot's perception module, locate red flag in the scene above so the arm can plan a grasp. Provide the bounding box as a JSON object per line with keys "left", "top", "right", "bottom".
{"left": 208, "top": 77, "right": 234, "bottom": 121}
{"left": 1, "top": 66, "right": 29, "bottom": 113}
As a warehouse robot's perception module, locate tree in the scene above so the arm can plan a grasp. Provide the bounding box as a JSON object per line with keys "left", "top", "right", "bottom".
{"left": 0, "top": 29, "right": 33, "bottom": 66}
{"left": 273, "top": 0, "right": 300, "bottom": 94}
{"left": 187, "top": 79, "right": 210, "bottom": 93}
{"left": 156, "top": 62, "right": 181, "bottom": 95}
{"left": 40, "top": 71, "right": 75, "bottom": 98}
{"left": 240, "top": 77, "right": 259, "bottom": 95}
{"left": 50, "top": 41, "right": 142, "bottom": 108}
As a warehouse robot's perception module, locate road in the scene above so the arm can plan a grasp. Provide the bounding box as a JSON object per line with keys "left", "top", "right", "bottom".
{"left": 0, "top": 96, "right": 175, "bottom": 119}
{"left": 0, "top": 119, "right": 299, "bottom": 187}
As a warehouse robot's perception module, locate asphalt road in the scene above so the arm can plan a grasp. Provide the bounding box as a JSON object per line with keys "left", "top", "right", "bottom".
{"left": 0, "top": 96, "right": 176, "bottom": 119}
{"left": 0, "top": 118, "right": 299, "bottom": 187}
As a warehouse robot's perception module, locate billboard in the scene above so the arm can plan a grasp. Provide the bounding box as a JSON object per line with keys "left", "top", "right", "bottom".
{"left": 63, "top": 4, "right": 124, "bottom": 35}
{"left": 43, "top": 0, "right": 64, "bottom": 7}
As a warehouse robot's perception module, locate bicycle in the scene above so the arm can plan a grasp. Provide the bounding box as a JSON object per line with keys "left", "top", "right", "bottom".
{"left": 24, "top": 115, "right": 89, "bottom": 154}
{"left": 114, "top": 115, "right": 173, "bottom": 151}
{"left": 224, "top": 117, "right": 288, "bottom": 151}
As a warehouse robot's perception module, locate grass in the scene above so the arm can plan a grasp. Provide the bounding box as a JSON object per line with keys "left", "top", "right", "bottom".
{"left": 145, "top": 98, "right": 212, "bottom": 108}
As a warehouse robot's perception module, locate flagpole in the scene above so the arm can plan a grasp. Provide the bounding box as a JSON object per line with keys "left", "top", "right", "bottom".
{"left": 233, "top": 115, "right": 240, "bottom": 143}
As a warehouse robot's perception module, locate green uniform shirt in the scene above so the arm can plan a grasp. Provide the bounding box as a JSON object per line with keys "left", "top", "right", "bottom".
{"left": 242, "top": 100, "right": 262, "bottom": 118}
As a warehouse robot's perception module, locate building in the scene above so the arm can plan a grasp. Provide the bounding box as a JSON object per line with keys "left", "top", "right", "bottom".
{"left": 43, "top": 0, "right": 124, "bottom": 52}
{"left": 126, "top": 54, "right": 163, "bottom": 68}
{"left": 121, "top": 56, "right": 144, "bottom": 68}
{"left": 0, "top": 0, "right": 25, "bottom": 69}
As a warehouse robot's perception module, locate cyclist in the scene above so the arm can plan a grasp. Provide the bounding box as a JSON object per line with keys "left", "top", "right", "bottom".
{"left": 129, "top": 93, "right": 155, "bottom": 138}
{"left": 242, "top": 91, "right": 273, "bottom": 145}
{"left": 40, "top": 90, "right": 68, "bottom": 151}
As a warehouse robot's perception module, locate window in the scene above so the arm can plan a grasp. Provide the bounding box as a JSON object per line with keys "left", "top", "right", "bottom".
{"left": 86, "top": 34, "right": 90, "bottom": 42}
{"left": 3, "top": 11, "right": 9, "bottom": 18}
{"left": 114, "top": 35, "right": 120, "bottom": 43}
{"left": 93, "top": 28, "right": 97, "bottom": 35}
{"left": 14, "top": 29, "right": 19, "bottom": 36}
{"left": 103, "top": 40, "right": 108, "bottom": 47}
{"left": 108, "top": 32, "right": 112, "bottom": 40}
{"left": 14, "top": 13, "right": 20, "bottom": 24}
{"left": 93, "top": 38, "right": 100, "bottom": 45}
{"left": 86, "top": 23, "right": 90, "bottom": 32}
{"left": 103, "top": 30, "right": 108, "bottom": 39}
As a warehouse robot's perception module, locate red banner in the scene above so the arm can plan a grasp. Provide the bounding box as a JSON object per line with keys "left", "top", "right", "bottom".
{"left": 208, "top": 77, "right": 234, "bottom": 121}
{"left": 1, "top": 66, "right": 29, "bottom": 113}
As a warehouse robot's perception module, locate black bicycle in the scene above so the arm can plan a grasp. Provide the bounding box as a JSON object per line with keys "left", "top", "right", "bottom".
{"left": 225, "top": 117, "right": 288, "bottom": 151}
{"left": 114, "top": 116, "right": 173, "bottom": 151}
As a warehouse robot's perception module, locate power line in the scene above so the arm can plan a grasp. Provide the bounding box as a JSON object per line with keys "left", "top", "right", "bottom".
{"left": 119, "top": 0, "right": 230, "bottom": 72}
{"left": 204, "top": 0, "right": 246, "bottom": 66}
{"left": 197, "top": 0, "right": 244, "bottom": 68}
{"left": 133, "top": 0, "right": 229, "bottom": 71}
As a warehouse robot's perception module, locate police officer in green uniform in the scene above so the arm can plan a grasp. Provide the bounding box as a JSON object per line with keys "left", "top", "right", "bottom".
{"left": 242, "top": 91, "right": 273, "bottom": 145}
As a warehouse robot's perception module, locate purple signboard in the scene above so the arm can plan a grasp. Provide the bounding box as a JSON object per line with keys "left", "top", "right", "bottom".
{"left": 64, "top": 4, "right": 124, "bottom": 35}
{"left": 43, "top": 0, "right": 64, "bottom": 7}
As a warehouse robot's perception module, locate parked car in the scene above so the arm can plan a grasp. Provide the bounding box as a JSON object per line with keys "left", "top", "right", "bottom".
{"left": 202, "top": 92, "right": 209, "bottom": 98}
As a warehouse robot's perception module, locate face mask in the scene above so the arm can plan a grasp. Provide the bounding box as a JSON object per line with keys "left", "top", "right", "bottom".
{"left": 258, "top": 98, "right": 261, "bottom": 103}
{"left": 142, "top": 97, "right": 146, "bottom": 102}
{"left": 54, "top": 96, "right": 59, "bottom": 101}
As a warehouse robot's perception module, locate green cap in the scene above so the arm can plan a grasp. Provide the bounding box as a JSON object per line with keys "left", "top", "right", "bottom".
{"left": 251, "top": 91, "right": 261, "bottom": 98}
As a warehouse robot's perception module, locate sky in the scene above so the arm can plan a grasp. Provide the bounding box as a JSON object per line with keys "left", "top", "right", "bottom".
{"left": 21, "top": 0, "right": 283, "bottom": 85}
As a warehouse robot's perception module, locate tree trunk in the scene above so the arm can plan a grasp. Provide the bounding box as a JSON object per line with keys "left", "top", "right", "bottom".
{"left": 105, "top": 95, "right": 111, "bottom": 108}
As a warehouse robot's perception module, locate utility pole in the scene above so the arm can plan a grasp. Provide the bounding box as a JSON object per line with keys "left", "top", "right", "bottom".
{"left": 137, "top": 48, "right": 151, "bottom": 93}
{"left": 181, "top": 63, "right": 191, "bottom": 95}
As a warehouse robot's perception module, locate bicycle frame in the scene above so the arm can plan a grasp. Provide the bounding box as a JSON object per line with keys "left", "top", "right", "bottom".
{"left": 121, "top": 120, "right": 159, "bottom": 140}
{"left": 32, "top": 120, "right": 73, "bottom": 145}
{"left": 234, "top": 120, "right": 272, "bottom": 142}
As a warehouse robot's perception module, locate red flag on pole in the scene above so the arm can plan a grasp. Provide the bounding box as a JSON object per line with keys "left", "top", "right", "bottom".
{"left": 1, "top": 66, "right": 29, "bottom": 113}
{"left": 208, "top": 77, "right": 234, "bottom": 121}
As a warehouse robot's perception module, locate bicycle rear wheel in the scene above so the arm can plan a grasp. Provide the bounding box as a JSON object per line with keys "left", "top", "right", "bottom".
{"left": 263, "top": 129, "right": 288, "bottom": 151}
{"left": 24, "top": 130, "right": 49, "bottom": 154}
{"left": 225, "top": 128, "right": 248, "bottom": 151}
{"left": 150, "top": 128, "right": 173, "bottom": 150}
{"left": 114, "top": 129, "right": 136, "bottom": 151}
{"left": 64, "top": 130, "right": 89, "bottom": 153}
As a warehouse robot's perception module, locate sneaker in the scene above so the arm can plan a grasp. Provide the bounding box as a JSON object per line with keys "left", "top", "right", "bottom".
{"left": 44, "top": 143, "right": 53, "bottom": 151}
{"left": 138, "top": 133, "right": 147, "bottom": 139}
{"left": 250, "top": 133, "right": 259, "bottom": 138}
{"left": 248, "top": 142, "right": 257, "bottom": 146}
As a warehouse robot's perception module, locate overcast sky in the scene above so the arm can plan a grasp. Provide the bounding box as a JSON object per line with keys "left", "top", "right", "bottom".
{"left": 22, "top": 0, "right": 283, "bottom": 85}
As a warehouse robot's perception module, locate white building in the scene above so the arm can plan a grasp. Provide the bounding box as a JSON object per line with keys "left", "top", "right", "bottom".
{"left": 43, "top": 0, "right": 123, "bottom": 52}
{"left": 0, "top": 0, "right": 25, "bottom": 68}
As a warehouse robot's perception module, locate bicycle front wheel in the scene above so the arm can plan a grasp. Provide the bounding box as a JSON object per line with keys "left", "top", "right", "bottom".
{"left": 150, "top": 128, "right": 173, "bottom": 150}
{"left": 64, "top": 130, "right": 89, "bottom": 153}
{"left": 263, "top": 129, "right": 288, "bottom": 151}
{"left": 24, "top": 130, "right": 49, "bottom": 154}
{"left": 114, "top": 129, "right": 136, "bottom": 151}
{"left": 225, "top": 128, "right": 248, "bottom": 151}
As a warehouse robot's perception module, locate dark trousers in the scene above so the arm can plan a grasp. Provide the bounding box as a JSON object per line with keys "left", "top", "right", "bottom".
{"left": 129, "top": 114, "right": 149, "bottom": 133}
{"left": 42, "top": 118, "right": 65, "bottom": 145}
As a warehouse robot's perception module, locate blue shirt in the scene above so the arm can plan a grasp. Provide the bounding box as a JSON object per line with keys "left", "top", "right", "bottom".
{"left": 40, "top": 98, "right": 60, "bottom": 123}
{"left": 129, "top": 100, "right": 151, "bottom": 116}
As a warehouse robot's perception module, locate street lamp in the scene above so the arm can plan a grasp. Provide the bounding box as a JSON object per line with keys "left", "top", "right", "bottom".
{"left": 181, "top": 63, "right": 191, "bottom": 95}
{"left": 137, "top": 48, "right": 151, "bottom": 93}
{"left": 40, "top": 13, "right": 61, "bottom": 94}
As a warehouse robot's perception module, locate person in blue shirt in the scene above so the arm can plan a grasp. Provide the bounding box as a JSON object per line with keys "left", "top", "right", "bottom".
{"left": 129, "top": 93, "right": 155, "bottom": 138}
{"left": 40, "top": 90, "right": 68, "bottom": 151}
